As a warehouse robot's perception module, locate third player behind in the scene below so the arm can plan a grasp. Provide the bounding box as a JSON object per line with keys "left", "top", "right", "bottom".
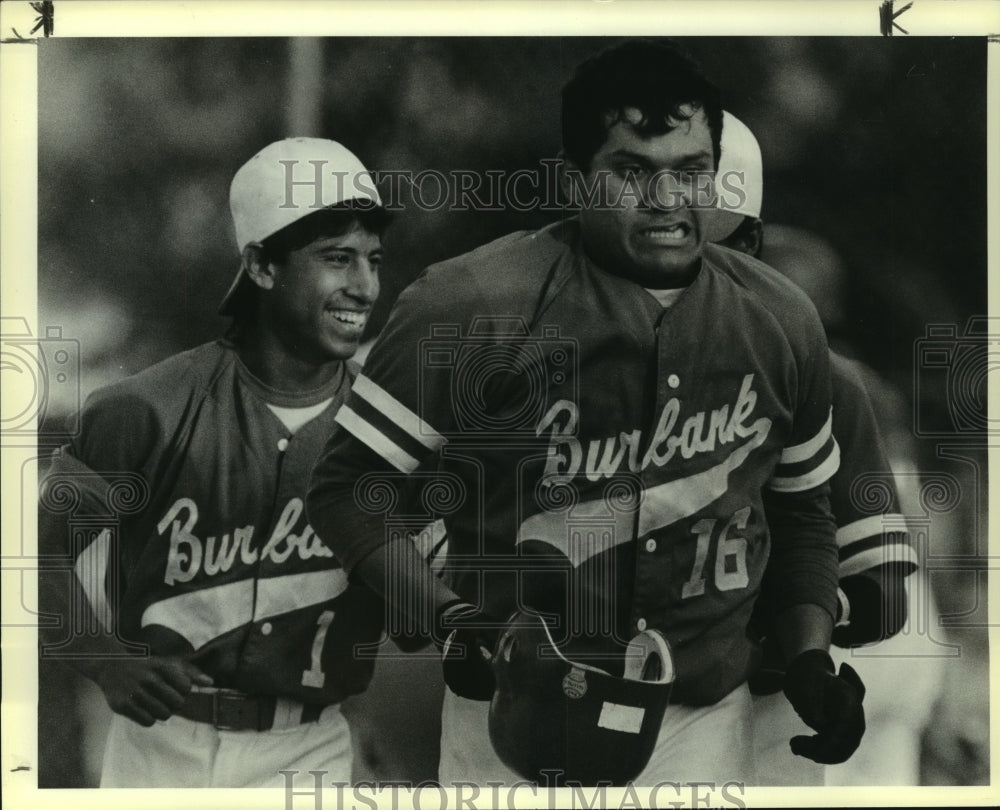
{"left": 708, "top": 111, "right": 925, "bottom": 785}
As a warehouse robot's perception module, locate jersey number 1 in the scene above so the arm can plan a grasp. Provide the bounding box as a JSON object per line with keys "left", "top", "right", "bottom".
{"left": 301, "top": 610, "right": 335, "bottom": 688}
{"left": 681, "top": 507, "right": 751, "bottom": 599}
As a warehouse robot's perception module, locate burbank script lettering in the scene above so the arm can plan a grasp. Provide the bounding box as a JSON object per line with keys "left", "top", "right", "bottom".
{"left": 538, "top": 373, "right": 771, "bottom": 481}
{"left": 158, "top": 497, "right": 333, "bottom": 585}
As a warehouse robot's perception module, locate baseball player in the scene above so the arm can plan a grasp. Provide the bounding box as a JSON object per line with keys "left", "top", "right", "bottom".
{"left": 308, "top": 40, "right": 864, "bottom": 786}
{"left": 708, "top": 112, "right": 926, "bottom": 785}
{"left": 38, "top": 138, "right": 389, "bottom": 788}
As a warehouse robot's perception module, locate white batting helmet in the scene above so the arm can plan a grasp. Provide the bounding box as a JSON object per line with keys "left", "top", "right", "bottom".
{"left": 706, "top": 111, "right": 763, "bottom": 242}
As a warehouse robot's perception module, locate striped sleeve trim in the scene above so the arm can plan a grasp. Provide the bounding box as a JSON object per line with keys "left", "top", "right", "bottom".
{"left": 839, "top": 543, "right": 919, "bottom": 577}
{"left": 835, "top": 587, "right": 851, "bottom": 627}
{"left": 768, "top": 437, "right": 840, "bottom": 492}
{"left": 352, "top": 375, "right": 446, "bottom": 451}
{"left": 837, "top": 513, "right": 908, "bottom": 548}
{"left": 780, "top": 409, "right": 834, "bottom": 464}
{"left": 837, "top": 513, "right": 918, "bottom": 576}
{"left": 74, "top": 528, "right": 114, "bottom": 633}
{"left": 335, "top": 406, "right": 421, "bottom": 473}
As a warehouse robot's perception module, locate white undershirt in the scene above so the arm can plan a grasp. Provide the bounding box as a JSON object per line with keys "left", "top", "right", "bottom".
{"left": 644, "top": 287, "right": 686, "bottom": 309}
{"left": 267, "top": 399, "right": 333, "bottom": 434}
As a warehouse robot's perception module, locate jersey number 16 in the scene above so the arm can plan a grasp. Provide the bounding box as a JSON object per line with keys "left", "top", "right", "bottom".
{"left": 681, "top": 506, "right": 751, "bottom": 599}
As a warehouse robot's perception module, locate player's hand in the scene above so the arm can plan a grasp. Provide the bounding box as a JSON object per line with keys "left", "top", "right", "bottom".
{"left": 92, "top": 655, "right": 214, "bottom": 727}
{"left": 782, "top": 648, "right": 866, "bottom": 764}
{"left": 434, "top": 601, "right": 499, "bottom": 701}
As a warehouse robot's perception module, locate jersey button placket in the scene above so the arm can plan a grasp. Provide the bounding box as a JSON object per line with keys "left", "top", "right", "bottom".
{"left": 277, "top": 437, "right": 289, "bottom": 452}
{"left": 633, "top": 447, "right": 657, "bottom": 648}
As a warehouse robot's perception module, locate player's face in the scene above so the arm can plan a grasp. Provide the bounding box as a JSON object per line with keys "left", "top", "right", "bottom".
{"left": 572, "top": 107, "right": 714, "bottom": 287}
{"left": 267, "top": 221, "right": 382, "bottom": 363}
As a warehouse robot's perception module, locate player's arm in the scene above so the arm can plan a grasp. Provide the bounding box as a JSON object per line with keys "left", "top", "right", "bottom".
{"left": 764, "top": 483, "right": 838, "bottom": 660}
{"left": 309, "top": 436, "right": 463, "bottom": 627}
{"left": 762, "top": 338, "right": 840, "bottom": 663}
{"left": 38, "top": 390, "right": 211, "bottom": 726}
{"left": 761, "top": 306, "right": 865, "bottom": 765}
{"left": 308, "top": 267, "right": 497, "bottom": 699}
{"left": 307, "top": 266, "right": 465, "bottom": 625}
{"left": 827, "top": 353, "right": 918, "bottom": 647}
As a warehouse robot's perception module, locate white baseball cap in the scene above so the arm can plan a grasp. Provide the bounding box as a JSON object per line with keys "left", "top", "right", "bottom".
{"left": 706, "top": 111, "right": 763, "bottom": 242}
{"left": 220, "top": 137, "right": 382, "bottom": 314}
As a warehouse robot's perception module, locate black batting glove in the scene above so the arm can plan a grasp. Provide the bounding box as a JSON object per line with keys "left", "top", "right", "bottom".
{"left": 434, "top": 600, "right": 499, "bottom": 701}
{"left": 782, "top": 649, "right": 866, "bottom": 764}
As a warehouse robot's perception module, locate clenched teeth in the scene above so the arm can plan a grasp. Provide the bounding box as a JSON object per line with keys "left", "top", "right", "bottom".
{"left": 643, "top": 224, "right": 689, "bottom": 241}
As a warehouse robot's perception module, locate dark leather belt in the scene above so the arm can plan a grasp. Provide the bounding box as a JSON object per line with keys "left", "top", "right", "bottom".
{"left": 177, "top": 687, "right": 327, "bottom": 731}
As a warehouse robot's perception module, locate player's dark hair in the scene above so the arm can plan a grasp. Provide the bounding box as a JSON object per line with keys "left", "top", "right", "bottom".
{"left": 225, "top": 200, "right": 390, "bottom": 330}
{"left": 561, "top": 40, "right": 723, "bottom": 171}
{"left": 259, "top": 201, "right": 391, "bottom": 266}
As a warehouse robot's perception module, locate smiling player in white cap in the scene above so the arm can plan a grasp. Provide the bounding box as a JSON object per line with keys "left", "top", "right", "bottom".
{"left": 39, "top": 138, "right": 390, "bottom": 787}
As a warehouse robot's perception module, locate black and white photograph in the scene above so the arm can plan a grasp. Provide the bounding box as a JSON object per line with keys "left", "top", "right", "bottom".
{"left": 1, "top": 2, "right": 997, "bottom": 808}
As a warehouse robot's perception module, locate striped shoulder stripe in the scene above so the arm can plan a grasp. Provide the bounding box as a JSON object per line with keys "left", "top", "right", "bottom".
{"left": 352, "top": 375, "right": 446, "bottom": 451}
{"left": 336, "top": 405, "right": 421, "bottom": 473}
{"left": 335, "top": 374, "right": 449, "bottom": 473}
{"left": 769, "top": 436, "right": 840, "bottom": 492}
{"left": 779, "top": 409, "right": 833, "bottom": 465}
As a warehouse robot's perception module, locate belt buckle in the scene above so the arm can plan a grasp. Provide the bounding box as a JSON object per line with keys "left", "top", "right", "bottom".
{"left": 211, "top": 688, "right": 255, "bottom": 731}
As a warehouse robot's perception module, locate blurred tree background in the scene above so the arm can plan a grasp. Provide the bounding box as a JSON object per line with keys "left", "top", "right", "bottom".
{"left": 36, "top": 36, "right": 988, "bottom": 787}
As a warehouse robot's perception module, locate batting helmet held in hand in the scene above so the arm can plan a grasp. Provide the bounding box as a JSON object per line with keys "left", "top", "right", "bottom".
{"left": 488, "top": 611, "right": 674, "bottom": 786}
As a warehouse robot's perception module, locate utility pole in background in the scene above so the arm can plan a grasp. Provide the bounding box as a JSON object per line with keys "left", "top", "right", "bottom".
{"left": 286, "top": 38, "right": 323, "bottom": 136}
